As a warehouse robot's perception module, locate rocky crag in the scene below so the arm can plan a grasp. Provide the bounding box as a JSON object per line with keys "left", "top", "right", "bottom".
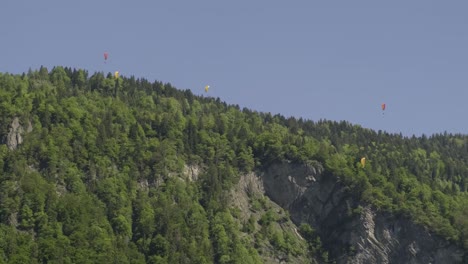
{"left": 260, "top": 162, "right": 466, "bottom": 264}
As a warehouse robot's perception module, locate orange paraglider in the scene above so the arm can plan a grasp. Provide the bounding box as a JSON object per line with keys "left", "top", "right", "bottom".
{"left": 381, "top": 103, "right": 386, "bottom": 115}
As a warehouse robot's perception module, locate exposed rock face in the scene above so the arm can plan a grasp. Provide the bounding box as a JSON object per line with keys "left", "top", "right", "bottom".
{"left": 230, "top": 172, "right": 314, "bottom": 264}
{"left": 260, "top": 162, "right": 466, "bottom": 264}
{"left": 5, "top": 117, "right": 32, "bottom": 150}
{"left": 6, "top": 117, "right": 24, "bottom": 150}
{"left": 229, "top": 172, "right": 264, "bottom": 223}
{"left": 183, "top": 164, "right": 201, "bottom": 182}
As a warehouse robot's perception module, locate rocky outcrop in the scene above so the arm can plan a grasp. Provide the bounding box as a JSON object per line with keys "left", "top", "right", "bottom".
{"left": 259, "top": 162, "right": 466, "bottom": 264}
{"left": 5, "top": 117, "right": 32, "bottom": 150}
{"left": 229, "top": 172, "right": 315, "bottom": 264}
{"left": 183, "top": 164, "right": 201, "bottom": 182}
{"left": 6, "top": 117, "right": 24, "bottom": 150}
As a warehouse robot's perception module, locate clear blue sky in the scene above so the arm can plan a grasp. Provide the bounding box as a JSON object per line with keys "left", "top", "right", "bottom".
{"left": 2, "top": 1, "right": 467, "bottom": 136}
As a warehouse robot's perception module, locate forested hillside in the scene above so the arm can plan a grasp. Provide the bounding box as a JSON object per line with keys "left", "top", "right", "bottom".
{"left": 0, "top": 66, "right": 466, "bottom": 263}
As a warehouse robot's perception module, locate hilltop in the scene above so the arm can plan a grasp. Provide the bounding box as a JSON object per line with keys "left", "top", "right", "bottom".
{"left": 0, "top": 66, "right": 466, "bottom": 263}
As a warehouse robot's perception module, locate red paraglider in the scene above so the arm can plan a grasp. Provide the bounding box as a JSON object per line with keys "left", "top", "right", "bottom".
{"left": 104, "top": 52, "right": 108, "bottom": 63}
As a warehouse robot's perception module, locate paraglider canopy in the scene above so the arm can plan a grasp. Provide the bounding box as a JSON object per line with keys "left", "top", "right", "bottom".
{"left": 205, "top": 85, "right": 210, "bottom": 92}
{"left": 360, "top": 157, "right": 366, "bottom": 168}
{"left": 104, "top": 52, "right": 108, "bottom": 62}
{"left": 381, "top": 103, "right": 386, "bottom": 111}
{"left": 114, "top": 71, "right": 119, "bottom": 79}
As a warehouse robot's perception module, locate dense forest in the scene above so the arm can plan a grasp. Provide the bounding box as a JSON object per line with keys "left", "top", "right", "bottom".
{"left": 0, "top": 66, "right": 466, "bottom": 263}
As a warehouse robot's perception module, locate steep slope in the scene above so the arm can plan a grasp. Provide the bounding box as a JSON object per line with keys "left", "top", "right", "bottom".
{"left": 260, "top": 162, "right": 466, "bottom": 263}
{"left": 228, "top": 171, "right": 316, "bottom": 263}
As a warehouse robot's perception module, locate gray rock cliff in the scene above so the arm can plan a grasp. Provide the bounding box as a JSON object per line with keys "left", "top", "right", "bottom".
{"left": 259, "top": 162, "right": 465, "bottom": 264}
{"left": 5, "top": 117, "right": 27, "bottom": 150}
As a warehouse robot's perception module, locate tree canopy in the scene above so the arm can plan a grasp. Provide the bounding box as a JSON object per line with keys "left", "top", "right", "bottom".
{"left": 0, "top": 66, "right": 466, "bottom": 263}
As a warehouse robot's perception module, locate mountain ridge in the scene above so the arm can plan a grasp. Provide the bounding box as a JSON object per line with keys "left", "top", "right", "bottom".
{"left": 0, "top": 66, "right": 466, "bottom": 263}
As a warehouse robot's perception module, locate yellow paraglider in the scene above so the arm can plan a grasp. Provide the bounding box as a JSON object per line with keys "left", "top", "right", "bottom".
{"left": 360, "top": 157, "right": 366, "bottom": 168}
{"left": 205, "top": 85, "right": 210, "bottom": 93}
{"left": 114, "top": 71, "right": 119, "bottom": 79}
